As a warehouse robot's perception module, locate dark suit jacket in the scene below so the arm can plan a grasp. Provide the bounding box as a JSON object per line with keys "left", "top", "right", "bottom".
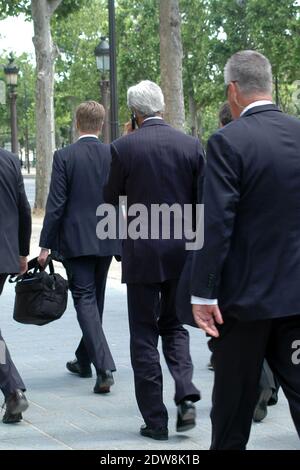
{"left": 104, "top": 119, "right": 205, "bottom": 283}
{"left": 40, "top": 137, "right": 120, "bottom": 259}
{"left": 0, "top": 148, "right": 31, "bottom": 274}
{"left": 191, "top": 104, "right": 300, "bottom": 321}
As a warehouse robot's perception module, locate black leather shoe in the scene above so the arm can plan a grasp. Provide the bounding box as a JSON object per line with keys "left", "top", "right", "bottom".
{"left": 268, "top": 389, "right": 279, "bottom": 407}
{"left": 140, "top": 424, "right": 168, "bottom": 441}
{"left": 3, "top": 412, "right": 23, "bottom": 424}
{"left": 66, "top": 359, "right": 92, "bottom": 378}
{"left": 176, "top": 400, "right": 196, "bottom": 432}
{"left": 94, "top": 370, "right": 114, "bottom": 394}
{"left": 253, "top": 388, "right": 273, "bottom": 423}
{"left": 2, "top": 390, "right": 28, "bottom": 424}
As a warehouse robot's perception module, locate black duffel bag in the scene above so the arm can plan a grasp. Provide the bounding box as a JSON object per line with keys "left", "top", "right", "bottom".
{"left": 10, "top": 256, "right": 68, "bottom": 326}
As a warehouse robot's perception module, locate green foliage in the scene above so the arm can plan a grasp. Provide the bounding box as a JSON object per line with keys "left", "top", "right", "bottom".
{"left": 181, "top": 0, "right": 300, "bottom": 140}
{"left": 206, "top": 0, "right": 300, "bottom": 81}
{"left": 116, "top": 0, "right": 160, "bottom": 124}
{"left": 247, "top": 0, "right": 300, "bottom": 79}
{"left": 181, "top": 0, "right": 223, "bottom": 124}
{"left": 1, "top": 0, "right": 300, "bottom": 145}
{"left": 52, "top": 0, "right": 300, "bottom": 142}
{"left": 0, "top": 1, "right": 31, "bottom": 18}
{"left": 52, "top": 0, "right": 108, "bottom": 141}
{"left": 52, "top": 0, "right": 160, "bottom": 136}
{"left": 55, "top": 0, "right": 86, "bottom": 18}
{"left": 0, "top": 0, "right": 86, "bottom": 19}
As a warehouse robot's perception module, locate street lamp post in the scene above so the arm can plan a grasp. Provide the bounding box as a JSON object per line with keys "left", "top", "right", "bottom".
{"left": 95, "top": 37, "right": 111, "bottom": 144}
{"left": 4, "top": 53, "right": 19, "bottom": 156}
{"left": 108, "top": 0, "right": 119, "bottom": 140}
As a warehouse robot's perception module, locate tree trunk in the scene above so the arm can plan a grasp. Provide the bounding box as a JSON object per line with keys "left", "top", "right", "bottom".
{"left": 67, "top": 96, "right": 79, "bottom": 144}
{"left": 31, "top": 0, "right": 62, "bottom": 210}
{"left": 159, "top": 0, "right": 185, "bottom": 130}
{"left": 70, "top": 112, "right": 77, "bottom": 144}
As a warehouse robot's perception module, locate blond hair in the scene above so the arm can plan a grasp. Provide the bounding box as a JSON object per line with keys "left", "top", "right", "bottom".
{"left": 76, "top": 101, "right": 105, "bottom": 132}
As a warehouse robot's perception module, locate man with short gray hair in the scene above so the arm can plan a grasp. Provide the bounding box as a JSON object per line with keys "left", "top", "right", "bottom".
{"left": 224, "top": 50, "right": 273, "bottom": 98}
{"left": 104, "top": 80, "right": 203, "bottom": 441}
{"left": 191, "top": 50, "right": 300, "bottom": 449}
{"left": 127, "top": 80, "right": 165, "bottom": 117}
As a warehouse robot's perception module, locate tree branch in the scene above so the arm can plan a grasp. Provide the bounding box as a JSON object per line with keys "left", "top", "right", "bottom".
{"left": 47, "top": 0, "right": 63, "bottom": 16}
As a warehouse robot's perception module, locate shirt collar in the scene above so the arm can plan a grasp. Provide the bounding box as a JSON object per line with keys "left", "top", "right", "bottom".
{"left": 78, "top": 134, "right": 99, "bottom": 140}
{"left": 240, "top": 100, "right": 273, "bottom": 117}
{"left": 143, "top": 116, "right": 164, "bottom": 123}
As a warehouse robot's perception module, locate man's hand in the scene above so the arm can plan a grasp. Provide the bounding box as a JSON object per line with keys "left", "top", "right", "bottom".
{"left": 192, "top": 304, "right": 224, "bottom": 338}
{"left": 123, "top": 121, "right": 136, "bottom": 135}
{"left": 19, "top": 256, "right": 28, "bottom": 275}
{"left": 38, "top": 248, "right": 49, "bottom": 268}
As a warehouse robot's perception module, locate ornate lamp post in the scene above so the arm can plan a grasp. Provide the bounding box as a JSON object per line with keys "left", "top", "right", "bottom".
{"left": 108, "top": 0, "right": 119, "bottom": 140}
{"left": 95, "top": 37, "right": 110, "bottom": 143}
{"left": 4, "top": 53, "right": 19, "bottom": 156}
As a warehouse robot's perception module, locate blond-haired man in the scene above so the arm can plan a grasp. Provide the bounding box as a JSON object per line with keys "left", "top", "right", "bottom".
{"left": 39, "top": 101, "right": 120, "bottom": 394}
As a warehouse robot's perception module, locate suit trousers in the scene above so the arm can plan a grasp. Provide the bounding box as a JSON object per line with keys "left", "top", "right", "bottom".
{"left": 127, "top": 280, "right": 201, "bottom": 430}
{"left": 65, "top": 256, "right": 116, "bottom": 374}
{"left": 209, "top": 315, "right": 300, "bottom": 450}
{"left": 0, "top": 274, "right": 25, "bottom": 398}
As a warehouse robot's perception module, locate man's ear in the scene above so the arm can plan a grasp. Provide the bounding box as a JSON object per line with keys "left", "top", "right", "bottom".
{"left": 227, "top": 82, "right": 236, "bottom": 101}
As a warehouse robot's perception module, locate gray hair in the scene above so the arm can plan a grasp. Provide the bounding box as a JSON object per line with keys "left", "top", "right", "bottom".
{"left": 127, "top": 80, "right": 165, "bottom": 117}
{"left": 224, "top": 50, "right": 273, "bottom": 97}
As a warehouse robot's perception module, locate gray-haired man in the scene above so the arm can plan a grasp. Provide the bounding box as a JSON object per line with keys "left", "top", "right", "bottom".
{"left": 191, "top": 50, "right": 300, "bottom": 449}
{"left": 104, "top": 80, "right": 203, "bottom": 441}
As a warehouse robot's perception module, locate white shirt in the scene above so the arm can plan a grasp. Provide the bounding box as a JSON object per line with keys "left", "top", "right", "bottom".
{"left": 240, "top": 100, "right": 273, "bottom": 117}
{"left": 78, "top": 134, "right": 99, "bottom": 140}
{"left": 191, "top": 100, "right": 273, "bottom": 306}
{"left": 143, "top": 116, "right": 163, "bottom": 123}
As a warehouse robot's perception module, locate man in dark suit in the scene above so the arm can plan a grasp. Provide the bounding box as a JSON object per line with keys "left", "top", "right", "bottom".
{"left": 104, "top": 80, "right": 202, "bottom": 440}
{"left": 0, "top": 147, "right": 31, "bottom": 423}
{"left": 218, "top": 101, "right": 280, "bottom": 424}
{"left": 191, "top": 50, "right": 300, "bottom": 449}
{"left": 39, "top": 101, "right": 120, "bottom": 394}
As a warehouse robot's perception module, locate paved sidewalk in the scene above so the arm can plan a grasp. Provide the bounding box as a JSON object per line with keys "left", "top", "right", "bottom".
{"left": 1, "top": 275, "right": 299, "bottom": 450}
{"left": 0, "top": 181, "right": 299, "bottom": 450}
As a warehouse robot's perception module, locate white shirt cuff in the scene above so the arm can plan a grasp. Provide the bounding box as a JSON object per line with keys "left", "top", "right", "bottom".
{"left": 191, "top": 296, "right": 218, "bottom": 305}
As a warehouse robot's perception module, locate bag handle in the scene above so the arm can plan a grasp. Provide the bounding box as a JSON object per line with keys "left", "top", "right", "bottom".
{"left": 32, "top": 256, "right": 54, "bottom": 275}
{"left": 9, "top": 255, "right": 54, "bottom": 283}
